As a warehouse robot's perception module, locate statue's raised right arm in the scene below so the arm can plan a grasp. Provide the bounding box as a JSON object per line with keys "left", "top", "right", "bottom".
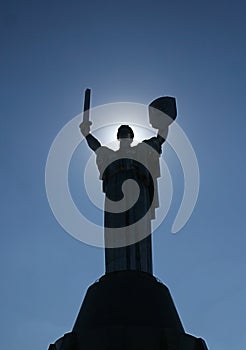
{"left": 79, "top": 88, "right": 101, "bottom": 152}
{"left": 145, "top": 96, "right": 177, "bottom": 153}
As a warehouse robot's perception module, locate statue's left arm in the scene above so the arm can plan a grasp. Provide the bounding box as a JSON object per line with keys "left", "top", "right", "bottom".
{"left": 156, "top": 127, "right": 168, "bottom": 145}
{"left": 143, "top": 127, "right": 169, "bottom": 154}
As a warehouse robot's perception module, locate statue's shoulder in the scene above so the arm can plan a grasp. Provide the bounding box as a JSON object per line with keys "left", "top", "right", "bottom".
{"left": 95, "top": 146, "right": 119, "bottom": 180}
{"left": 141, "top": 137, "right": 162, "bottom": 155}
{"left": 96, "top": 146, "right": 115, "bottom": 158}
{"left": 135, "top": 137, "right": 161, "bottom": 155}
{"left": 95, "top": 146, "right": 116, "bottom": 173}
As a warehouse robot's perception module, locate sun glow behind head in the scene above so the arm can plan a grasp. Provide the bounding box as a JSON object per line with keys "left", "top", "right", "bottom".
{"left": 93, "top": 125, "right": 152, "bottom": 150}
{"left": 45, "top": 101, "right": 200, "bottom": 247}
{"left": 89, "top": 102, "right": 154, "bottom": 149}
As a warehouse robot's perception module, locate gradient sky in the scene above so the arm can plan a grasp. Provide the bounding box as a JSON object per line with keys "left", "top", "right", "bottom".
{"left": 1, "top": 0, "right": 246, "bottom": 349}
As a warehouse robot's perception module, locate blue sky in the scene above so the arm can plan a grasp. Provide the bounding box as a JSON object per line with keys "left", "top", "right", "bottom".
{"left": 1, "top": 0, "right": 246, "bottom": 349}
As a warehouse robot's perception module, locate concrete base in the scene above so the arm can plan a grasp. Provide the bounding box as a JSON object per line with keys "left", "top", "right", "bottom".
{"left": 49, "top": 271, "right": 208, "bottom": 350}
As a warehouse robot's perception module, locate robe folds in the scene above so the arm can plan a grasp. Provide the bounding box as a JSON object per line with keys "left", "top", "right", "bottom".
{"left": 95, "top": 137, "right": 163, "bottom": 274}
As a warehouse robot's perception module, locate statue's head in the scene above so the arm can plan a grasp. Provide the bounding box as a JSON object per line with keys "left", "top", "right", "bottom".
{"left": 117, "top": 125, "right": 134, "bottom": 140}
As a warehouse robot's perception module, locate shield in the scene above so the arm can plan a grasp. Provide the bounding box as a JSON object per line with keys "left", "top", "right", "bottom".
{"left": 149, "top": 96, "right": 177, "bottom": 129}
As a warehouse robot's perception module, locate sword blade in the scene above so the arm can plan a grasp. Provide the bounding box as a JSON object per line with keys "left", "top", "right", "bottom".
{"left": 83, "top": 88, "right": 91, "bottom": 122}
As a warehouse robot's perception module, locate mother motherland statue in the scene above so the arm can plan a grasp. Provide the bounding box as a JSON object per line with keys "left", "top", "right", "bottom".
{"left": 79, "top": 91, "right": 177, "bottom": 275}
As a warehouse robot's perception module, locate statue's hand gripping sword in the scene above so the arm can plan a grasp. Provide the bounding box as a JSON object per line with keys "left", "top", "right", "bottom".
{"left": 80, "top": 89, "right": 101, "bottom": 151}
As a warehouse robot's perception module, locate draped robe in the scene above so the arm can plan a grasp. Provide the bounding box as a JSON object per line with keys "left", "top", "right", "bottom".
{"left": 95, "top": 137, "right": 163, "bottom": 274}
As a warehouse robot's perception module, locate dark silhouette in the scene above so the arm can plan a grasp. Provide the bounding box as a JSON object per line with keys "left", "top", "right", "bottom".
{"left": 79, "top": 97, "right": 177, "bottom": 274}
{"left": 48, "top": 94, "right": 209, "bottom": 350}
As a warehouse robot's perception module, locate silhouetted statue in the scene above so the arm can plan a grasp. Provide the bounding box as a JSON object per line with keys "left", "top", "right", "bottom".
{"left": 80, "top": 95, "right": 177, "bottom": 274}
